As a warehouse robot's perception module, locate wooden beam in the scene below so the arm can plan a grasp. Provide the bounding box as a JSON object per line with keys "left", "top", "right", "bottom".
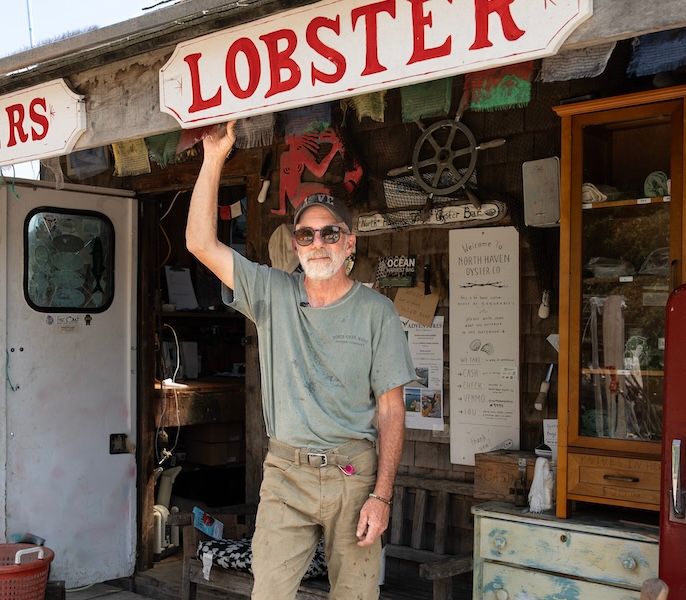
{"left": 156, "top": 382, "right": 245, "bottom": 427}
{"left": 128, "top": 147, "right": 264, "bottom": 194}
{"left": 0, "top": 0, "right": 682, "bottom": 154}
{"left": 0, "top": 0, "right": 321, "bottom": 86}
{"left": 244, "top": 173, "right": 266, "bottom": 504}
{"left": 565, "top": 0, "right": 686, "bottom": 49}
{"left": 2, "top": 0, "right": 684, "bottom": 86}
{"left": 68, "top": 47, "right": 178, "bottom": 153}
{"left": 137, "top": 196, "right": 158, "bottom": 571}
{"left": 411, "top": 489, "right": 427, "bottom": 549}
{"left": 395, "top": 474, "right": 474, "bottom": 497}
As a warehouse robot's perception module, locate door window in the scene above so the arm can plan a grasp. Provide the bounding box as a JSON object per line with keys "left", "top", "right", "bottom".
{"left": 24, "top": 207, "right": 115, "bottom": 312}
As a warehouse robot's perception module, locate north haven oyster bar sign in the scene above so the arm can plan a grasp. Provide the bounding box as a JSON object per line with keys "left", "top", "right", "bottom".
{"left": 160, "top": 0, "right": 592, "bottom": 127}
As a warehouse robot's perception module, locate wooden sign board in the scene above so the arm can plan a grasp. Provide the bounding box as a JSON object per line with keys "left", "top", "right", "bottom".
{"left": 0, "top": 79, "right": 86, "bottom": 167}
{"left": 355, "top": 200, "right": 507, "bottom": 235}
{"left": 449, "top": 226, "right": 520, "bottom": 465}
{"left": 160, "top": 0, "right": 592, "bottom": 127}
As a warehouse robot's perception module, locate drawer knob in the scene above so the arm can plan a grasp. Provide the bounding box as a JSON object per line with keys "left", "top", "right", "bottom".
{"left": 493, "top": 536, "right": 507, "bottom": 551}
{"left": 495, "top": 590, "right": 510, "bottom": 600}
{"left": 560, "top": 534, "right": 568, "bottom": 543}
{"left": 621, "top": 556, "right": 637, "bottom": 571}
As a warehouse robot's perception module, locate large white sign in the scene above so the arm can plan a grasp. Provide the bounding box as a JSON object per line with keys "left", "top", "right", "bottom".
{"left": 0, "top": 79, "right": 86, "bottom": 167}
{"left": 449, "top": 226, "right": 519, "bottom": 465}
{"left": 160, "top": 0, "right": 592, "bottom": 127}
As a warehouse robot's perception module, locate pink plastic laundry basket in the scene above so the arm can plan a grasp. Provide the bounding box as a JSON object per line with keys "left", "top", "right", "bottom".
{"left": 0, "top": 544, "right": 54, "bottom": 600}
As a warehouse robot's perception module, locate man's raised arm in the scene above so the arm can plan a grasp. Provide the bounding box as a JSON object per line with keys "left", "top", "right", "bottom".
{"left": 186, "top": 121, "right": 238, "bottom": 290}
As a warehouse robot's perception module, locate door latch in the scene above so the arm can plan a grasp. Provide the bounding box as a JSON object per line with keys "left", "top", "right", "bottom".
{"left": 672, "top": 439, "right": 684, "bottom": 517}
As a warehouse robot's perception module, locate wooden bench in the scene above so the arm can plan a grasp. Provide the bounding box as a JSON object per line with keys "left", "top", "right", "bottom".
{"left": 173, "top": 475, "right": 474, "bottom": 600}
{"left": 387, "top": 474, "right": 474, "bottom": 600}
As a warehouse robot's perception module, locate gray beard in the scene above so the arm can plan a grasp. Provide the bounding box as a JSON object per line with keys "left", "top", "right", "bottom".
{"left": 299, "top": 248, "right": 347, "bottom": 280}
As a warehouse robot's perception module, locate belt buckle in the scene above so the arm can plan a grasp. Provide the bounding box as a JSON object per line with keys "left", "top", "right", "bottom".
{"left": 307, "top": 452, "right": 328, "bottom": 467}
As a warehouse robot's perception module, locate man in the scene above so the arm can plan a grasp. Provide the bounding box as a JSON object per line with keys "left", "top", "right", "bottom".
{"left": 186, "top": 121, "right": 415, "bottom": 600}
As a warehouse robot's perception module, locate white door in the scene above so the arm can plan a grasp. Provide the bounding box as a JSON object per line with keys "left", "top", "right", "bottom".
{"left": 0, "top": 180, "right": 137, "bottom": 588}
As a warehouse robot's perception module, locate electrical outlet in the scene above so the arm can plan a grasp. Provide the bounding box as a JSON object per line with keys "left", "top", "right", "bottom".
{"left": 110, "top": 433, "right": 131, "bottom": 454}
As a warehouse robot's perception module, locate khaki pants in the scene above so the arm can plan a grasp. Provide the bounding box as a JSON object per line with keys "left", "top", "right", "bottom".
{"left": 251, "top": 444, "right": 380, "bottom": 600}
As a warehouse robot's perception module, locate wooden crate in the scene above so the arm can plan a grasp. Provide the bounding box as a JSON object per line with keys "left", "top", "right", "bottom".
{"left": 474, "top": 450, "right": 538, "bottom": 502}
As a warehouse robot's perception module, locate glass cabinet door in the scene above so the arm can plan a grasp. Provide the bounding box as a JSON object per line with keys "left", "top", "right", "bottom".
{"left": 574, "top": 103, "right": 680, "bottom": 447}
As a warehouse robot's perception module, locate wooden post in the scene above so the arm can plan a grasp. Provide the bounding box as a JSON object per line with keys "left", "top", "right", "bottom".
{"left": 137, "top": 196, "right": 159, "bottom": 570}
{"left": 243, "top": 172, "right": 267, "bottom": 503}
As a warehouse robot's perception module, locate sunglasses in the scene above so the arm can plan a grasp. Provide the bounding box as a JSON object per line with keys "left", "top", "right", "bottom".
{"left": 293, "top": 225, "right": 349, "bottom": 246}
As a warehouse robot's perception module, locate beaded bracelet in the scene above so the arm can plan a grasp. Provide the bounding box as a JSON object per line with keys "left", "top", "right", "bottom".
{"left": 368, "top": 492, "right": 392, "bottom": 506}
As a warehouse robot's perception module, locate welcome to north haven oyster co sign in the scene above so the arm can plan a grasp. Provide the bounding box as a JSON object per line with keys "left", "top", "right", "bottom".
{"left": 160, "top": 0, "right": 592, "bottom": 127}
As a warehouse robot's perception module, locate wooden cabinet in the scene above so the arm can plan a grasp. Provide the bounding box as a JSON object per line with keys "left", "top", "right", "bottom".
{"left": 473, "top": 502, "right": 659, "bottom": 600}
{"left": 555, "top": 86, "right": 686, "bottom": 516}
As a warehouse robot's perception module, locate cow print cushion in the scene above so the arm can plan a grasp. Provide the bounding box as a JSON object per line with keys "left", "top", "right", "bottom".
{"left": 197, "top": 537, "right": 327, "bottom": 580}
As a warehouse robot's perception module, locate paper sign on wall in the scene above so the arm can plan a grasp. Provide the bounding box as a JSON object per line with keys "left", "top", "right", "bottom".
{"left": 449, "top": 226, "right": 520, "bottom": 465}
{"left": 394, "top": 285, "right": 439, "bottom": 327}
{"left": 402, "top": 316, "right": 444, "bottom": 431}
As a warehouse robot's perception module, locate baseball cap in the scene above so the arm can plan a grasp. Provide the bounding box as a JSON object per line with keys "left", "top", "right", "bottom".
{"left": 293, "top": 193, "right": 353, "bottom": 232}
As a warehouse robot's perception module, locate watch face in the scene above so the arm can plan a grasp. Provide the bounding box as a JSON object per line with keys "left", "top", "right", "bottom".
{"left": 345, "top": 252, "right": 356, "bottom": 276}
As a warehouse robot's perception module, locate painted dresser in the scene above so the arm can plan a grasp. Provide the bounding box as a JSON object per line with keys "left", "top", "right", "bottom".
{"left": 472, "top": 502, "right": 659, "bottom": 600}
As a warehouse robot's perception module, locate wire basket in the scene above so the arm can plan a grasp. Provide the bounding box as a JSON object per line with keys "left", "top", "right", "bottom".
{"left": 0, "top": 544, "right": 54, "bottom": 600}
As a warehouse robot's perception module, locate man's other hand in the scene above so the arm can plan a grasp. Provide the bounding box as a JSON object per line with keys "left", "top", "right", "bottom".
{"left": 355, "top": 497, "right": 390, "bottom": 547}
{"left": 202, "top": 121, "right": 237, "bottom": 161}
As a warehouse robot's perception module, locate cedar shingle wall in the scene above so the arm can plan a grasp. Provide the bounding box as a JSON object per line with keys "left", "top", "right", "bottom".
{"left": 253, "top": 41, "right": 635, "bottom": 478}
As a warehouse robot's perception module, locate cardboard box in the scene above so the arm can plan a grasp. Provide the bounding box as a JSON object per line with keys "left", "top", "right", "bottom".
{"left": 474, "top": 450, "right": 538, "bottom": 502}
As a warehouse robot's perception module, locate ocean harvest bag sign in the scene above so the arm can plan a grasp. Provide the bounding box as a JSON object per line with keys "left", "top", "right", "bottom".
{"left": 160, "top": 0, "right": 592, "bottom": 127}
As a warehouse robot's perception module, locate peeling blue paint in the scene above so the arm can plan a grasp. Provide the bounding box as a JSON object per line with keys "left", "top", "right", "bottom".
{"left": 483, "top": 575, "right": 505, "bottom": 593}
{"left": 545, "top": 576, "right": 581, "bottom": 599}
{"left": 487, "top": 528, "right": 510, "bottom": 557}
{"left": 488, "top": 528, "right": 508, "bottom": 538}
{"left": 536, "top": 539, "right": 552, "bottom": 553}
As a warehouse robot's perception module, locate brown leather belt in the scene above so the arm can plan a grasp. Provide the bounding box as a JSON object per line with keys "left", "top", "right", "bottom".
{"left": 268, "top": 438, "right": 374, "bottom": 468}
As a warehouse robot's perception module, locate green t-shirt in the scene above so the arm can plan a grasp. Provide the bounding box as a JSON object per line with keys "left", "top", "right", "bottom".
{"left": 229, "top": 251, "right": 416, "bottom": 448}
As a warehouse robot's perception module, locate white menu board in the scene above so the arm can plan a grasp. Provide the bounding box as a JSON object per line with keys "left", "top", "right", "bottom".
{"left": 449, "top": 227, "right": 520, "bottom": 465}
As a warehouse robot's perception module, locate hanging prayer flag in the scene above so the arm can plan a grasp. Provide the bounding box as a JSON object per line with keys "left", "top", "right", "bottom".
{"left": 112, "top": 139, "right": 151, "bottom": 177}
{"left": 341, "top": 91, "right": 386, "bottom": 123}
{"left": 465, "top": 62, "right": 534, "bottom": 112}
{"left": 66, "top": 147, "right": 110, "bottom": 180}
{"left": 283, "top": 104, "right": 332, "bottom": 137}
{"left": 146, "top": 131, "right": 182, "bottom": 168}
{"left": 540, "top": 43, "right": 616, "bottom": 82}
{"left": 176, "top": 126, "right": 215, "bottom": 155}
{"left": 235, "top": 113, "right": 276, "bottom": 149}
{"left": 401, "top": 79, "right": 453, "bottom": 123}
{"left": 627, "top": 29, "right": 686, "bottom": 77}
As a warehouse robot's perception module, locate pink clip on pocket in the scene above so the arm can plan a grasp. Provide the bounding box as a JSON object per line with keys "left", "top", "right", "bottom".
{"left": 339, "top": 464, "right": 356, "bottom": 476}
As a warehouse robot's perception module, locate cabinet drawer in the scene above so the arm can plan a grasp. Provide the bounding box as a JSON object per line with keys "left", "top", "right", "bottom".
{"left": 479, "top": 517, "right": 657, "bottom": 588}
{"left": 481, "top": 563, "right": 640, "bottom": 600}
{"left": 567, "top": 453, "right": 660, "bottom": 508}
